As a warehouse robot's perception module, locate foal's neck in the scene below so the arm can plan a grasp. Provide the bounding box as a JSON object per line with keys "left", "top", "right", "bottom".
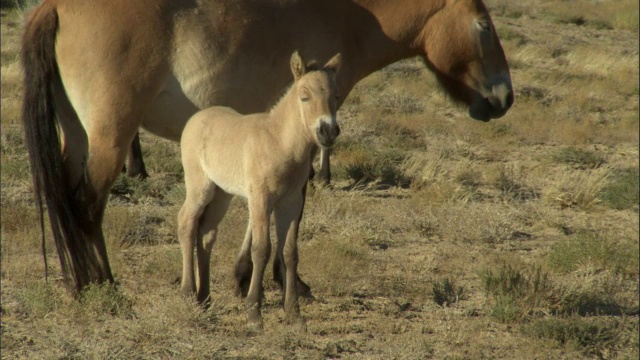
{"left": 268, "top": 87, "right": 315, "bottom": 163}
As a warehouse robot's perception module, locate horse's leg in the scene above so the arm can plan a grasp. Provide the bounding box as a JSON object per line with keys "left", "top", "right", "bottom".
{"left": 245, "top": 195, "right": 272, "bottom": 332}
{"left": 64, "top": 118, "right": 139, "bottom": 287}
{"left": 195, "top": 190, "right": 232, "bottom": 305}
{"left": 316, "top": 147, "right": 332, "bottom": 186}
{"left": 21, "top": 0, "right": 172, "bottom": 292}
{"left": 125, "top": 132, "right": 149, "bottom": 179}
{"left": 274, "top": 193, "right": 305, "bottom": 327}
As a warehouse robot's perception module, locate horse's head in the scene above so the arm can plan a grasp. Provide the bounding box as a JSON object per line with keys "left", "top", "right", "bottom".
{"left": 420, "top": 0, "right": 513, "bottom": 121}
{"left": 290, "top": 51, "right": 342, "bottom": 148}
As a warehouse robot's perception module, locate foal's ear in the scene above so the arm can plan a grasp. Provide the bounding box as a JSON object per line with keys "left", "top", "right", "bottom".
{"left": 323, "top": 53, "right": 342, "bottom": 75}
{"left": 290, "top": 51, "right": 306, "bottom": 80}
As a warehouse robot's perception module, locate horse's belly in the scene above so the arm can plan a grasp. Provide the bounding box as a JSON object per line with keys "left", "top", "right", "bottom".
{"left": 140, "top": 75, "right": 200, "bottom": 141}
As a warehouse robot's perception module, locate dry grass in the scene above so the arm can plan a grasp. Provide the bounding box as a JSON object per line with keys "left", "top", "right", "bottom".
{"left": 2, "top": 1, "right": 639, "bottom": 359}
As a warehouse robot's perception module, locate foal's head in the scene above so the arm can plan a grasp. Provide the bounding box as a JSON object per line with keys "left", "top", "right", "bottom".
{"left": 290, "top": 51, "right": 342, "bottom": 148}
{"left": 420, "top": 0, "right": 514, "bottom": 121}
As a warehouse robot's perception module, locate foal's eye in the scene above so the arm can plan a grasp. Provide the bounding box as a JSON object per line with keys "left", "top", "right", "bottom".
{"left": 301, "top": 97, "right": 310, "bottom": 102}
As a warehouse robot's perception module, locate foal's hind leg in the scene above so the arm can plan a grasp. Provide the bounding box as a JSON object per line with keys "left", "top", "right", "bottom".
{"left": 125, "top": 132, "right": 149, "bottom": 179}
{"left": 237, "top": 221, "right": 312, "bottom": 299}
{"left": 234, "top": 222, "right": 253, "bottom": 297}
{"left": 177, "top": 166, "right": 215, "bottom": 298}
{"left": 195, "top": 191, "right": 232, "bottom": 305}
{"left": 274, "top": 193, "right": 305, "bottom": 327}
{"left": 272, "top": 181, "right": 313, "bottom": 299}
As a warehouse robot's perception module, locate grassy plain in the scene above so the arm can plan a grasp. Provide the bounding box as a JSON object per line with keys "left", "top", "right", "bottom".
{"left": 2, "top": 1, "right": 639, "bottom": 358}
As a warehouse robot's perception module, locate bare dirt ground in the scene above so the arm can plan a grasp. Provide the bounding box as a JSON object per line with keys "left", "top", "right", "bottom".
{"left": 2, "top": 1, "right": 638, "bottom": 359}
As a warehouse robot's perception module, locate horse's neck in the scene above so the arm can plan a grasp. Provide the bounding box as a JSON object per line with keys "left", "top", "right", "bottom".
{"left": 267, "top": 93, "right": 314, "bottom": 164}
{"left": 334, "top": 0, "right": 442, "bottom": 95}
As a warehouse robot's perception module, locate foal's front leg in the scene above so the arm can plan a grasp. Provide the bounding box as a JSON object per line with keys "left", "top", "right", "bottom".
{"left": 245, "top": 196, "right": 272, "bottom": 332}
{"left": 274, "top": 194, "right": 305, "bottom": 327}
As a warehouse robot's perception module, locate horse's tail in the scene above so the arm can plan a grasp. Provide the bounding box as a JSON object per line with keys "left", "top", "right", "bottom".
{"left": 21, "top": 2, "right": 88, "bottom": 292}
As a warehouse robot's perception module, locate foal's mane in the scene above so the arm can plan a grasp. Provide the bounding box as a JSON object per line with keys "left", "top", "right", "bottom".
{"left": 269, "top": 62, "right": 323, "bottom": 114}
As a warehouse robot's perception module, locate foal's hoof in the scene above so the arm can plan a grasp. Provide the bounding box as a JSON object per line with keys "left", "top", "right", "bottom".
{"left": 179, "top": 285, "right": 196, "bottom": 299}
{"left": 286, "top": 315, "right": 307, "bottom": 331}
{"left": 246, "top": 320, "right": 264, "bottom": 336}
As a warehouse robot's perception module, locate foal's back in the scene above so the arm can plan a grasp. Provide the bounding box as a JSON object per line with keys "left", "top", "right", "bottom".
{"left": 180, "top": 106, "right": 273, "bottom": 198}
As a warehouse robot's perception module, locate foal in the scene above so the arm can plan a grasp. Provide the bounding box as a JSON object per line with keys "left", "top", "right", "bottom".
{"left": 178, "top": 51, "right": 341, "bottom": 330}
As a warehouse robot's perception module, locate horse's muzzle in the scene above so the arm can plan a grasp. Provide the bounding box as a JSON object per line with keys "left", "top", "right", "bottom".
{"left": 316, "top": 121, "right": 340, "bottom": 148}
{"left": 470, "top": 82, "right": 514, "bottom": 121}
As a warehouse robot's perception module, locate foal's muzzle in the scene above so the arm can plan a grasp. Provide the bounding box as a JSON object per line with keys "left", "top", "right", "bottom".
{"left": 316, "top": 121, "right": 340, "bottom": 148}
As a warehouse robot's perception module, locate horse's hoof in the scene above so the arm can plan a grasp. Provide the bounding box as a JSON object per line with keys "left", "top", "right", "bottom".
{"left": 297, "top": 280, "right": 314, "bottom": 300}
{"left": 235, "top": 262, "right": 253, "bottom": 298}
{"left": 314, "top": 179, "right": 332, "bottom": 189}
{"left": 127, "top": 170, "right": 149, "bottom": 180}
{"left": 196, "top": 294, "right": 212, "bottom": 309}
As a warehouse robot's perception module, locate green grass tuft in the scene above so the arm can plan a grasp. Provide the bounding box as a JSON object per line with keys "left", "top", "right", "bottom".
{"left": 12, "top": 281, "right": 62, "bottom": 319}
{"left": 600, "top": 167, "right": 639, "bottom": 210}
{"left": 552, "top": 147, "right": 606, "bottom": 170}
{"left": 77, "top": 283, "right": 134, "bottom": 318}
{"left": 523, "top": 317, "right": 632, "bottom": 359}
{"left": 432, "top": 277, "right": 466, "bottom": 307}
{"left": 547, "top": 231, "right": 639, "bottom": 278}
{"left": 480, "top": 264, "right": 554, "bottom": 322}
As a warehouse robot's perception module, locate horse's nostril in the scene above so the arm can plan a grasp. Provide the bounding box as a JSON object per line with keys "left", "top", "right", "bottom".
{"left": 334, "top": 125, "right": 340, "bottom": 137}
{"left": 506, "top": 90, "right": 514, "bottom": 109}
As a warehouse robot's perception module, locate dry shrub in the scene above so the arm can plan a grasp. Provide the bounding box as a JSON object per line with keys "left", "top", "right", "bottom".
{"left": 490, "top": 163, "right": 540, "bottom": 202}
{"left": 545, "top": 168, "right": 611, "bottom": 210}
{"left": 430, "top": 203, "right": 520, "bottom": 244}
{"left": 402, "top": 150, "right": 449, "bottom": 188}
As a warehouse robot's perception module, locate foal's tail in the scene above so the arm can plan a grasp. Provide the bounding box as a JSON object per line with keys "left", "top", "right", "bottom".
{"left": 21, "top": 2, "right": 87, "bottom": 292}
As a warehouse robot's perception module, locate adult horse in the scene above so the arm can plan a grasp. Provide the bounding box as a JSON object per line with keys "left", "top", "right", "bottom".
{"left": 21, "top": 0, "right": 513, "bottom": 293}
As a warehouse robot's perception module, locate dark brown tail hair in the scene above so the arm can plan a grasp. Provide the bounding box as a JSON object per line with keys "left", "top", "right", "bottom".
{"left": 21, "top": 3, "right": 96, "bottom": 292}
